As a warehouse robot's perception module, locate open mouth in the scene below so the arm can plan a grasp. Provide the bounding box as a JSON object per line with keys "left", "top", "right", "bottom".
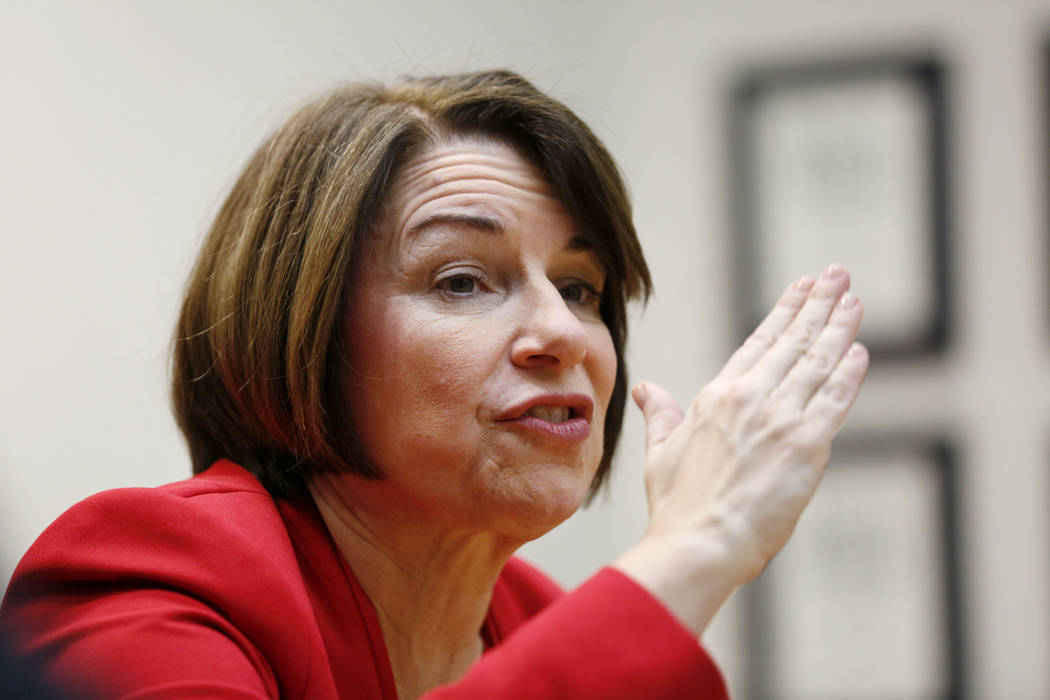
{"left": 496, "top": 393, "right": 593, "bottom": 426}
{"left": 523, "top": 405, "right": 574, "bottom": 423}
{"left": 496, "top": 394, "right": 593, "bottom": 441}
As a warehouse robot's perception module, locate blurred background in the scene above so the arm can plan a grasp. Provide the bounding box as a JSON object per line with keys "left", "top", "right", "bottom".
{"left": 1, "top": 1, "right": 1047, "bottom": 697}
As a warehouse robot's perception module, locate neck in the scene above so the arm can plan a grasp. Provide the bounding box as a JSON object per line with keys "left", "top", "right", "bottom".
{"left": 308, "top": 472, "right": 520, "bottom": 700}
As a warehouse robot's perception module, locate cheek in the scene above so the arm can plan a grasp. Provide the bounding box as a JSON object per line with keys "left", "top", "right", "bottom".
{"left": 350, "top": 310, "right": 497, "bottom": 441}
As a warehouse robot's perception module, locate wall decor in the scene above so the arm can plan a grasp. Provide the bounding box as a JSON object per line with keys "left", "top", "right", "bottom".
{"left": 742, "top": 434, "right": 964, "bottom": 700}
{"left": 729, "top": 55, "right": 950, "bottom": 358}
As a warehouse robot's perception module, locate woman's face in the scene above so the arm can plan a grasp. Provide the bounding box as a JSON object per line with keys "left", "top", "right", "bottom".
{"left": 343, "top": 136, "right": 616, "bottom": 540}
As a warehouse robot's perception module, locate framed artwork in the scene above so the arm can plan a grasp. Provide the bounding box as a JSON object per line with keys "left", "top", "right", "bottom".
{"left": 742, "top": 434, "right": 964, "bottom": 700}
{"left": 729, "top": 55, "right": 950, "bottom": 359}
{"left": 1045, "top": 40, "right": 1050, "bottom": 341}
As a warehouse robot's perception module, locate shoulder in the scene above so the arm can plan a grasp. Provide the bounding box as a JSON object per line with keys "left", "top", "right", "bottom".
{"left": 4, "top": 460, "right": 300, "bottom": 609}
{"left": 1, "top": 462, "right": 326, "bottom": 697}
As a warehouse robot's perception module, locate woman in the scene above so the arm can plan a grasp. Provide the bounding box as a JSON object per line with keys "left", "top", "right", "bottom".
{"left": 1, "top": 70, "right": 868, "bottom": 698}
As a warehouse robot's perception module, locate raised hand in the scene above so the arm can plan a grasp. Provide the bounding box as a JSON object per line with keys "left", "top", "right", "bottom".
{"left": 614, "top": 264, "right": 869, "bottom": 636}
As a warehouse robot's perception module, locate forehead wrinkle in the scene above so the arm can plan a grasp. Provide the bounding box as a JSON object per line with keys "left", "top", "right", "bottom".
{"left": 392, "top": 144, "right": 556, "bottom": 205}
{"left": 391, "top": 173, "right": 560, "bottom": 247}
{"left": 378, "top": 139, "right": 582, "bottom": 261}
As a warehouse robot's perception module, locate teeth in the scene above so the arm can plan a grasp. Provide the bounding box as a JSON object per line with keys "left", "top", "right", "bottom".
{"left": 525, "top": 406, "right": 571, "bottom": 422}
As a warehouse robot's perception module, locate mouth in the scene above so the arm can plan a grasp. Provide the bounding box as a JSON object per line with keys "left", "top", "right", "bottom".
{"left": 523, "top": 405, "right": 575, "bottom": 423}
{"left": 497, "top": 394, "right": 594, "bottom": 424}
{"left": 494, "top": 393, "right": 594, "bottom": 442}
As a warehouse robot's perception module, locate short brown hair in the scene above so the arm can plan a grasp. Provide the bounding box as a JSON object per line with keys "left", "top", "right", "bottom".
{"left": 172, "top": 69, "right": 652, "bottom": 499}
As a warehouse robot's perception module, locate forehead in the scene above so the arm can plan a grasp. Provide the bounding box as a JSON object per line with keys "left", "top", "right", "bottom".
{"left": 379, "top": 136, "right": 568, "bottom": 236}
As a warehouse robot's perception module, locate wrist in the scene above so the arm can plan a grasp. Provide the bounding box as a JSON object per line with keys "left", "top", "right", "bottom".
{"left": 611, "top": 530, "right": 748, "bottom": 638}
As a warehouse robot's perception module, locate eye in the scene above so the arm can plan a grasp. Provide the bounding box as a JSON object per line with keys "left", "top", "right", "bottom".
{"left": 435, "top": 270, "right": 487, "bottom": 297}
{"left": 441, "top": 275, "right": 477, "bottom": 294}
{"left": 559, "top": 281, "right": 602, "bottom": 308}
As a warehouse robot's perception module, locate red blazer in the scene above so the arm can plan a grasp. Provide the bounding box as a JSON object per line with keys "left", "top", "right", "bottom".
{"left": 1, "top": 460, "right": 728, "bottom": 698}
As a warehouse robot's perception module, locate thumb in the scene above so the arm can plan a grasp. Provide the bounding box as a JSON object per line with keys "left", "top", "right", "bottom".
{"left": 632, "top": 381, "right": 684, "bottom": 452}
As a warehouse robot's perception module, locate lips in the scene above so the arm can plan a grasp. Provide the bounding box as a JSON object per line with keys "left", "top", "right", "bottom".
{"left": 497, "top": 394, "right": 593, "bottom": 423}
{"left": 495, "top": 393, "right": 594, "bottom": 442}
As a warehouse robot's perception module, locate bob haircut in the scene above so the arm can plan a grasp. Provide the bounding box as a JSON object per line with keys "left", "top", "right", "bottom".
{"left": 172, "top": 69, "right": 652, "bottom": 499}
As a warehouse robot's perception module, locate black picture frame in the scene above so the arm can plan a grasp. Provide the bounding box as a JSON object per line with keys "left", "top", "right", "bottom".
{"left": 1043, "top": 39, "right": 1050, "bottom": 341}
{"left": 741, "top": 434, "right": 965, "bottom": 700}
{"left": 728, "top": 54, "right": 951, "bottom": 359}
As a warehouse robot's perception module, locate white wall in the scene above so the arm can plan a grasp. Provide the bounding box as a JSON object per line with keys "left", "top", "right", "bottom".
{"left": 2, "top": 1, "right": 1048, "bottom": 697}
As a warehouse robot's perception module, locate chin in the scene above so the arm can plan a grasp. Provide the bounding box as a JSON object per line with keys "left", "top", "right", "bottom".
{"left": 486, "top": 470, "right": 591, "bottom": 542}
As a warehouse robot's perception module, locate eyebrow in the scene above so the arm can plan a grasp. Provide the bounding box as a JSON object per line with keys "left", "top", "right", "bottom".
{"left": 406, "top": 213, "right": 505, "bottom": 237}
{"left": 406, "top": 212, "right": 596, "bottom": 253}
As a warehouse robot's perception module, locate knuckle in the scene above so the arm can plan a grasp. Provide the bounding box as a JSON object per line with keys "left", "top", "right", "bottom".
{"left": 757, "top": 405, "right": 799, "bottom": 437}
{"left": 689, "top": 385, "right": 720, "bottom": 420}
{"left": 746, "top": 328, "right": 776, "bottom": 351}
{"left": 778, "top": 290, "right": 807, "bottom": 311}
{"left": 829, "top": 305, "right": 861, "bottom": 328}
{"left": 784, "top": 320, "right": 820, "bottom": 347}
{"left": 801, "top": 348, "right": 832, "bottom": 373}
{"left": 811, "top": 279, "right": 843, "bottom": 299}
{"left": 785, "top": 426, "right": 830, "bottom": 461}
{"left": 723, "top": 379, "right": 758, "bottom": 410}
{"left": 820, "top": 377, "right": 855, "bottom": 405}
{"left": 783, "top": 432, "right": 814, "bottom": 458}
{"left": 700, "top": 378, "right": 757, "bottom": 416}
{"left": 694, "top": 384, "right": 718, "bottom": 406}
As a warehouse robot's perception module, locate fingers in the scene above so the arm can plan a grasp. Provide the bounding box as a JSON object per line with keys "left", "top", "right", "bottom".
{"left": 802, "top": 342, "right": 870, "bottom": 437}
{"left": 633, "top": 381, "right": 684, "bottom": 452}
{"left": 770, "top": 291, "right": 864, "bottom": 410}
{"left": 719, "top": 276, "right": 816, "bottom": 379}
{"left": 748, "top": 264, "right": 852, "bottom": 394}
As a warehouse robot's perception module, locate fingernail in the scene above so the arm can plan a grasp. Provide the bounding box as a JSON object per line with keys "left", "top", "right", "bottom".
{"left": 848, "top": 343, "right": 866, "bottom": 357}
{"left": 632, "top": 383, "right": 647, "bottom": 404}
{"left": 824, "top": 263, "right": 845, "bottom": 279}
{"left": 794, "top": 275, "right": 815, "bottom": 290}
{"left": 840, "top": 292, "right": 858, "bottom": 307}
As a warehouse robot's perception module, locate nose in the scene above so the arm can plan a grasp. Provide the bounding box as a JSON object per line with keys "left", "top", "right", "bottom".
{"left": 509, "top": 278, "right": 589, "bottom": 370}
